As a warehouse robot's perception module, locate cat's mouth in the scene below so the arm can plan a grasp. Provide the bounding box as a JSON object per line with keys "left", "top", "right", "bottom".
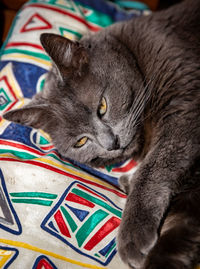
{"left": 90, "top": 157, "right": 118, "bottom": 167}
{"left": 90, "top": 157, "right": 103, "bottom": 167}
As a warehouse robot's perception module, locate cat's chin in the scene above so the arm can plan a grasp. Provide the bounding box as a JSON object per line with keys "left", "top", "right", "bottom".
{"left": 89, "top": 149, "right": 128, "bottom": 168}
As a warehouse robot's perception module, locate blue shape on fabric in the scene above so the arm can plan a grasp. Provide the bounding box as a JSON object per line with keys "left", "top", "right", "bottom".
{"left": 99, "top": 238, "right": 116, "bottom": 256}
{"left": 66, "top": 204, "right": 89, "bottom": 221}
{"left": 48, "top": 220, "right": 59, "bottom": 233}
{"left": 0, "top": 169, "right": 22, "bottom": 235}
{"left": 75, "top": 0, "right": 141, "bottom": 22}
{"left": 0, "top": 61, "right": 47, "bottom": 98}
{"left": 11, "top": 61, "right": 47, "bottom": 98}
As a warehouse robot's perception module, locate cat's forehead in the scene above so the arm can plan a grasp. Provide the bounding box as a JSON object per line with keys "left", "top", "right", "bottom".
{"left": 66, "top": 73, "right": 104, "bottom": 108}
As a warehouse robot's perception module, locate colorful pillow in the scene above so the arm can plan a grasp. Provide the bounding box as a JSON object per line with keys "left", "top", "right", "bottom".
{"left": 0, "top": 1, "right": 147, "bottom": 268}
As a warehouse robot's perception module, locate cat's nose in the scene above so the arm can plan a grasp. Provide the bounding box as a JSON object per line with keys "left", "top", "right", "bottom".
{"left": 107, "top": 135, "right": 120, "bottom": 151}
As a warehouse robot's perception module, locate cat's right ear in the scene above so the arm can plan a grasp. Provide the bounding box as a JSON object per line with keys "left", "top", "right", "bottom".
{"left": 3, "top": 96, "right": 53, "bottom": 130}
{"left": 40, "top": 33, "right": 88, "bottom": 80}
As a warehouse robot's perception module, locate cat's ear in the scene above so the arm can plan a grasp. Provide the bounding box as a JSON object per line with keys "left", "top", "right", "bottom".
{"left": 40, "top": 33, "right": 88, "bottom": 79}
{"left": 3, "top": 100, "right": 52, "bottom": 130}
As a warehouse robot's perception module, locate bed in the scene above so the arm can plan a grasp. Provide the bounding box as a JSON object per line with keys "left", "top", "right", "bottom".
{"left": 0, "top": 1, "right": 148, "bottom": 268}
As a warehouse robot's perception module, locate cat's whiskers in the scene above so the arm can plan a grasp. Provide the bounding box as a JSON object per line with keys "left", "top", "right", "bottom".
{"left": 133, "top": 73, "right": 178, "bottom": 128}
{"left": 131, "top": 74, "right": 154, "bottom": 115}
{"left": 130, "top": 82, "right": 148, "bottom": 113}
{"left": 127, "top": 76, "right": 154, "bottom": 129}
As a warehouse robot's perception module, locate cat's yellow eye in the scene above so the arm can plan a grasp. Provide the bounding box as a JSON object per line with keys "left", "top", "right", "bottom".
{"left": 74, "top": 136, "right": 88, "bottom": 148}
{"left": 98, "top": 97, "right": 107, "bottom": 117}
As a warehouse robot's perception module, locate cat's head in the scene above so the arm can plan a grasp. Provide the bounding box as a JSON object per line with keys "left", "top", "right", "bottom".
{"left": 3, "top": 32, "right": 145, "bottom": 166}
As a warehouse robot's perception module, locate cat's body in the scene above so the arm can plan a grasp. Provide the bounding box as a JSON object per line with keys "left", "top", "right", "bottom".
{"left": 4, "top": 0, "right": 200, "bottom": 268}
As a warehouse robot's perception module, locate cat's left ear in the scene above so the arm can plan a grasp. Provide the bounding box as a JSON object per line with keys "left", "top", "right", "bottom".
{"left": 40, "top": 33, "right": 88, "bottom": 80}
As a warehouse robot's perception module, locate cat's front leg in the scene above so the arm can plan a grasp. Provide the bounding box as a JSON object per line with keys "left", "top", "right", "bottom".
{"left": 117, "top": 121, "right": 200, "bottom": 268}
{"left": 117, "top": 166, "right": 170, "bottom": 269}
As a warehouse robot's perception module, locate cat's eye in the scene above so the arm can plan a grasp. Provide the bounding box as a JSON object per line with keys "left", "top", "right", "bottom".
{"left": 98, "top": 97, "right": 107, "bottom": 117}
{"left": 74, "top": 136, "right": 88, "bottom": 148}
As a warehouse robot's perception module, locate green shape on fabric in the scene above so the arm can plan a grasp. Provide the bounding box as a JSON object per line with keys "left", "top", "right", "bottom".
{"left": 39, "top": 78, "right": 45, "bottom": 92}
{"left": 59, "top": 27, "right": 82, "bottom": 40}
{"left": 11, "top": 198, "right": 53, "bottom": 206}
{"left": 44, "top": 0, "right": 76, "bottom": 12}
{"left": 114, "top": 0, "right": 148, "bottom": 10}
{"left": 61, "top": 206, "right": 78, "bottom": 232}
{"left": 76, "top": 2, "right": 113, "bottom": 27}
{"left": 105, "top": 164, "right": 115, "bottom": 172}
{"left": 10, "top": 192, "right": 57, "bottom": 199}
{"left": 0, "top": 88, "right": 11, "bottom": 111}
{"left": 0, "top": 149, "right": 37, "bottom": 160}
{"left": 76, "top": 209, "right": 109, "bottom": 247}
{"left": 3, "top": 49, "right": 50, "bottom": 61}
{"left": 39, "top": 135, "right": 50, "bottom": 145}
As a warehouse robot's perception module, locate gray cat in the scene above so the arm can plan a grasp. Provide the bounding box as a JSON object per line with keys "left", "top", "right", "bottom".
{"left": 4, "top": 0, "right": 200, "bottom": 268}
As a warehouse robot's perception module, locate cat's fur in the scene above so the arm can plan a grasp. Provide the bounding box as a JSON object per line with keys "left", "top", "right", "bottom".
{"left": 3, "top": 0, "right": 200, "bottom": 268}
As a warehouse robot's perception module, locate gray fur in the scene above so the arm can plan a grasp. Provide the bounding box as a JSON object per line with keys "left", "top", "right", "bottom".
{"left": 3, "top": 0, "right": 200, "bottom": 268}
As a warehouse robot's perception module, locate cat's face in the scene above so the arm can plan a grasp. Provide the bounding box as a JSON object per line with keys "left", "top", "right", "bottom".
{"left": 3, "top": 33, "right": 145, "bottom": 166}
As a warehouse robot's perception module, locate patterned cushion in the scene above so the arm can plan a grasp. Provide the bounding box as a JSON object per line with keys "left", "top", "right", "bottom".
{"left": 0, "top": 1, "right": 147, "bottom": 268}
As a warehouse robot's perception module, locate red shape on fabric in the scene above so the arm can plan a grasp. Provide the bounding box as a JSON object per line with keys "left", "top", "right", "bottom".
{"left": 6, "top": 42, "right": 44, "bottom": 51}
{"left": 40, "top": 145, "right": 55, "bottom": 151}
{"left": 36, "top": 258, "right": 54, "bottom": 269}
{"left": 54, "top": 210, "right": 71, "bottom": 238}
{"left": 0, "top": 139, "right": 44, "bottom": 155}
{"left": 112, "top": 159, "right": 137, "bottom": 173}
{"left": 0, "top": 139, "right": 56, "bottom": 159}
{"left": 77, "top": 184, "right": 107, "bottom": 201}
{"left": 0, "top": 76, "right": 14, "bottom": 98}
{"left": 20, "top": 13, "right": 52, "bottom": 33}
{"left": 84, "top": 216, "right": 121, "bottom": 250}
{"left": 0, "top": 139, "right": 59, "bottom": 159}
{"left": 23, "top": 4, "right": 100, "bottom": 32}
{"left": 0, "top": 76, "right": 18, "bottom": 113}
{"left": 65, "top": 193, "right": 95, "bottom": 208}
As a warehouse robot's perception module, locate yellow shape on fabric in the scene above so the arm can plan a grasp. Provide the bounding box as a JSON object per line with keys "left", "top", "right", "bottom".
{"left": 39, "top": 129, "right": 52, "bottom": 142}
{"left": 1, "top": 54, "right": 51, "bottom": 68}
{"left": 0, "top": 239, "right": 107, "bottom": 269}
{"left": 0, "top": 249, "right": 13, "bottom": 267}
{"left": 63, "top": 33, "right": 76, "bottom": 40}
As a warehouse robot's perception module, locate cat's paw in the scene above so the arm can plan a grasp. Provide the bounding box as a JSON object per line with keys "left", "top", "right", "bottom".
{"left": 117, "top": 241, "right": 146, "bottom": 269}
{"left": 117, "top": 204, "right": 158, "bottom": 268}
{"left": 117, "top": 228, "right": 157, "bottom": 268}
